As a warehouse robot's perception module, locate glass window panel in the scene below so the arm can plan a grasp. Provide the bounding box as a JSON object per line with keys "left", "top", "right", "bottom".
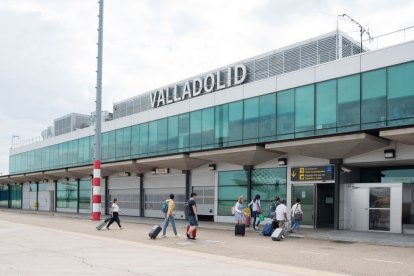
{"left": 131, "top": 125, "right": 140, "bottom": 156}
{"left": 57, "top": 181, "right": 78, "bottom": 209}
{"left": 228, "top": 101, "right": 243, "bottom": 144}
{"left": 387, "top": 62, "right": 414, "bottom": 123}
{"left": 369, "top": 187, "right": 390, "bottom": 208}
{"left": 337, "top": 74, "right": 360, "bottom": 127}
{"left": 369, "top": 209, "right": 390, "bottom": 231}
{"left": 178, "top": 113, "right": 190, "bottom": 151}
{"left": 157, "top": 118, "right": 168, "bottom": 154}
{"left": 123, "top": 127, "right": 131, "bottom": 158}
{"left": 79, "top": 180, "right": 91, "bottom": 209}
{"left": 277, "top": 89, "right": 294, "bottom": 135}
{"left": 139, "top": 123, "right": 148, "bottom": 156}
{"left": 362, "top": 69, "right": 386, "bottom": 125}
{"left": 168, "top": 116, "right": 178, "bottom": 152}
{"left": 115, "top": 128, "right": 124, "bottom": 158}
{"left": 258, "top": 93, "right": 276, "bottom": 140}
{"left": 148, "top": 121, "right": 158, "bottom": 154}
{"left": 201, "top": 108, "right": 215, "bottom": 148}
{"left": 316, "top": 80, "right": 337, "bottom": 130}
{"left": 215, "top": 104, "right": 229, "bottom": 147}
{"left": 243, "top": 97, "right": 259, "bottom": 143}
{"left": 190, "top": 110, "right": 202, "bottom": 149}
{"left": 107, "top": 131, "right": 116, "bottom": 160}
{"left": 295, "top": 85, "right": 315, "bottom": 133}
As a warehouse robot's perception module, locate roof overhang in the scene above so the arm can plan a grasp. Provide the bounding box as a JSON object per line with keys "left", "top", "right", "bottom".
{"left": 44, "top": 169, "right": 72, "bottom": 180}
{"left": 101, "top": 160, "right": 152, "bottom": 176}
{"left": 67, "top": 165, "right": 94, "bottom": 179}
{"left": 25, "top": 172, "right": 46, "bottom": 182}
{"left": 380, "top": 127, "right": 414, "bottom": 145}
{"left": 190, "top": 146, "right": 281, "bottom": 166}
{"left": 266, "top": 133, "right": 390, "bottom": 159}
{"left": 137, "top": 154, "right": 209, "bottom": 171}
{"left": 8, "top": 174, "right": 31, "bottom": 183}
{"left": 0, "top": 176, "right": 14, "bottom": 184}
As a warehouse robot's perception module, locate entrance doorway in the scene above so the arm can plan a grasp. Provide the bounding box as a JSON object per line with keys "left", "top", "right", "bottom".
{"left": 291, "top": 183, "right": 334, "bottom": 228}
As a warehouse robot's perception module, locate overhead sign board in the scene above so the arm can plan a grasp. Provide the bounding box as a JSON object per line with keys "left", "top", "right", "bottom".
{"left": 291, "top": 166, "right": 334, "bottom": 182}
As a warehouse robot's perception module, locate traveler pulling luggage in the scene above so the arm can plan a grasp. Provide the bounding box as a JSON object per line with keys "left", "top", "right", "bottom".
{"left": 96, "top": 217, "right": 111, "bottom": 230}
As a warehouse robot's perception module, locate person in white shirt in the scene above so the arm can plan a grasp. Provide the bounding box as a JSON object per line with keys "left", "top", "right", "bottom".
{"left": 291, "top": 198, "right": 303, "bottom": 233}
{"left": 275, "top": 199, "right": 288, "bottom": 239}
{"left": 106, "top": 198, "right": 122, "bottom": 230}
{"left": 233, "top": 196, "right": 246, "bottom": 224}
{"left": 248, "top": 194, "right": 262, "bottom": 230}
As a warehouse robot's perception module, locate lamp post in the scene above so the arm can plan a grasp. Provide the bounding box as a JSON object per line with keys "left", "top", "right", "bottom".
{"left": 92, "top": 0, "right": 104, "bottom": 221}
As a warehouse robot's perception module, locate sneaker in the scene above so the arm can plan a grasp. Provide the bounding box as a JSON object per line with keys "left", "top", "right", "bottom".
{"left": 281, "top": 235, "right": 285, "bottom": 240}
{"left": 189, "top": 236, "right": 196, "bottom": 240}
{"left": 186, "top": 232, "right": 190, "bottom": 239}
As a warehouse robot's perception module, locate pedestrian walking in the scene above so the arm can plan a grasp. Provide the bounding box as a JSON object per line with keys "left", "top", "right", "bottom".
{"left": 248, "top": 194, "right": 262, "bottom": 230}
{"left": 162, "top": 194, "right": 180, "bottom": 238}
{"left": 291, "top": 198, "right": 303, "bottom": 233}
{"left": 268, "top": 196, "right": 280, "bottom": 219}
{"left": 233, "top": 196, "right": 246, "bottom": 224}
{"left": 106, "top": 198, "right": 122, "bottom": 230}
{"left": 275, "top": 199, "right": 288, "bottom": 239}
{"left": 186, "top": 192, "right": 198, "bottom": 240}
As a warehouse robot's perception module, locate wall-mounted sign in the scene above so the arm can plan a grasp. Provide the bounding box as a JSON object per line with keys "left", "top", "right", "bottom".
{"left": 155, "top": 168, "right": 170, "bottom": 175}
{"left": 291, "top": 166, "right": 334, "bottom": 182}
{"left": 150, "top": 64, "right": 247, "bottom": 108}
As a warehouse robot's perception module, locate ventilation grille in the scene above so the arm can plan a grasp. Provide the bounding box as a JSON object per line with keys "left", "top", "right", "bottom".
{"left": 114, "top": 33, "right": 362, "bottom": 119}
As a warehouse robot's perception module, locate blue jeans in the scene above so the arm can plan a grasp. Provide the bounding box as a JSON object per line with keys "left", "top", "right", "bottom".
{"left": 252, "top": 211, "right": 261, "bottom": 228}
{"left": 163, "top": 215, "right": 177, "bottom": 235}
{"left": 292, "top": 217, "right": 301, "bottom": 232}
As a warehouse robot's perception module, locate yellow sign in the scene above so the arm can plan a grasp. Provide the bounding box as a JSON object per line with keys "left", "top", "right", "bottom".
{"left": 299, "top": 174, "right": 305, "bottom": 180}
{"left": 300, "top": 167, "right": 305, "bottom": 173}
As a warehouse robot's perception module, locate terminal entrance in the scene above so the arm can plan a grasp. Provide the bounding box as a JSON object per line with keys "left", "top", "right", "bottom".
{"left": 291, "top": 183, "right": 334, "bottom": 228}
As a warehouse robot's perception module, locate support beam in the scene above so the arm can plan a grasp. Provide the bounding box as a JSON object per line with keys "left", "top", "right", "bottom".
{"left": 139, "top": 174, "right": 144, "bottom": 217}
{"left": 330, "top": 159, "right": 342, "bottom": 230}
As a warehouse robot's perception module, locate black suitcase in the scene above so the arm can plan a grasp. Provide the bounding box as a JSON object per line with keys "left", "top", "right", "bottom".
{"left": 148, "top": 225, "right": 162, "bottom": 239}
{"left": 235, "top": 223, "right": 245, "bottom": 236}
{"left": 96, "top": 217, "right": 111, "bottom": 230}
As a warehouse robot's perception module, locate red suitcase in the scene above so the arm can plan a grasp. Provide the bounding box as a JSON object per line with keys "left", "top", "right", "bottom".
{"left": 186, "top": 224, "right": 197, "bottom": 238}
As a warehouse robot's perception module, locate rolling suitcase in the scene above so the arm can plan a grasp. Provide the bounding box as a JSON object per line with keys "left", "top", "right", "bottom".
{"left": 148, "top": 225, "right": 162, "bottom": 239}
{"left": 271, "top": 223, "right": 287, "bottom": 241}
{"left": 262, "top": 223, "right": 273, "bottom": 236}
{"left": 235, "top": 223, "right": 245, "bottom": 236}
{"left": 96, "top": 217, "right": 111, "bottom": 230}
{"left": 186, "top": 224, "right": 197, "bottom": 238}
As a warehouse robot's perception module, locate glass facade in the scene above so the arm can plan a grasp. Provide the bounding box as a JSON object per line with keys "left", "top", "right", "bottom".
{"left": 57, "top": 181, "right": 78, "bottom": 209}
{"left": 218, "top": 168, "right": 286, "bottom": 216}
{"left": 9, "top": 61, "right": 414, "bottom": 174}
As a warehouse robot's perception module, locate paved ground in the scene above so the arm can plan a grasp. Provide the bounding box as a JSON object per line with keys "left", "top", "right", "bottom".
{"left": 1, "top": 210, "right": 414, "bottom": 275}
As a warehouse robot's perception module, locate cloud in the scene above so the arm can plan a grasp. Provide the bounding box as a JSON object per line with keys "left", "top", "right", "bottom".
{"left": 0, "top": 0, "right": 413, "bottom": 174}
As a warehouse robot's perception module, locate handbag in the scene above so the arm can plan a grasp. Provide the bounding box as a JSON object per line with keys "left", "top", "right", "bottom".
{"left": 293, "top": 204, "right": 302, "bottom": 220}
{"left": 231, "top": 206, "right": 236, "bottom": 215}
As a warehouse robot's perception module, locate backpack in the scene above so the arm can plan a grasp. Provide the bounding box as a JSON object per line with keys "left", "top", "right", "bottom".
{"left": 184, "top": 200, "right": 190, "bottom": 219}
{"left": 161, "top": 200, "right": 168, "bottom": 214}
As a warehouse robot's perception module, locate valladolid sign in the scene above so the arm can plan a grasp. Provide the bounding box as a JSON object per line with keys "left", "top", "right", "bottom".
{"left": 150, "top": 64, "right": 247, "bottom": 108}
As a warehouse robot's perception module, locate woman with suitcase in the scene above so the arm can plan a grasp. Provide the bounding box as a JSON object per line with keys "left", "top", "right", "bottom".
{"left": 233, "top": 196, "right": 246, "bottom": 236}
{"left": 248, "top": 194, "right": 262, "bottom": 230}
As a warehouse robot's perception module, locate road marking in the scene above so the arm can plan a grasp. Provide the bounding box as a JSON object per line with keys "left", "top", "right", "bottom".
{"left": 298, "top": 250, "right": 328, "bottom": 256}
{"left": 364, "top": 258, "right": 403, "bottom": 264}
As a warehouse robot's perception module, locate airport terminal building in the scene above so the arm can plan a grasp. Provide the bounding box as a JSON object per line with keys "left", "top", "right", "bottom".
{"left": 1, "top": 30, "right": 414, "bottom": 234}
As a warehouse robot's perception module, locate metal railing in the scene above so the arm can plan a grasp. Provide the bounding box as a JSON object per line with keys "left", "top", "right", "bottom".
{"left": 363, "top": 25, "right": 414, "bottom": 50}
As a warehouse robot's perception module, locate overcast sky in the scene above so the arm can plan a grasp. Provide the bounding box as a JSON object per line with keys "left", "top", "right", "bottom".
{"left": 1, "top": 0, "right": 413, "bottom": 175}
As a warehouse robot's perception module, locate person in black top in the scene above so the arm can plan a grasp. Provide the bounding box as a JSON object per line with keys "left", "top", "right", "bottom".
{"left": 186, "top": 192, "right": 198, "bottom": 240}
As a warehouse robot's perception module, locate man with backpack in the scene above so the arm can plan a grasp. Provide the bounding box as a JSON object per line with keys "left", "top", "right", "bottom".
{"left": 185, "top": 192, "right": 198, "bottom": 240}
{"left": 162, "top": 194, "right": 179, "bottom": 238}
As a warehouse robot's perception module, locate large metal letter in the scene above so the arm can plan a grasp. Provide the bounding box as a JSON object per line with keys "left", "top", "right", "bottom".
{"left": 204, "top": 73, "right": 215, "bottom": 93}
{"left": 216, "top": 71, "right": 225, "bottom": 90}
{"left": 157, "top": 89, "right": 166, "bottom": 106}
{"left": 150, "top": 91, "right": 158, "bottom": 108}
{"left": 234, "top": 64, "right": 247, "bottom": 85}
{"left": 182, "top": 81, "right": 192, "bottom": 100}
{"left": 192, "top": 78, "right": 203, "bottom": 96}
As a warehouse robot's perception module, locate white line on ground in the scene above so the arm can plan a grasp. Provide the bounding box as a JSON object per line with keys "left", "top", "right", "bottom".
{"left": 298, "top": 250, "right": 329, "bottom": 256}
{"left": 364, "top": 258, "right": 403, "bottom": 264}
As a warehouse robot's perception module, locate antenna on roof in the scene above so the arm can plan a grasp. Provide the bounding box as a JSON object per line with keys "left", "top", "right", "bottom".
{"left": 338, "top": 13, "right": 373, "bottom": 52}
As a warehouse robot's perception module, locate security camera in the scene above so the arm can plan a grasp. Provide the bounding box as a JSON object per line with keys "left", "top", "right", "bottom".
{"left": 341, "top": 166, "right": 351, "bottom": 173}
